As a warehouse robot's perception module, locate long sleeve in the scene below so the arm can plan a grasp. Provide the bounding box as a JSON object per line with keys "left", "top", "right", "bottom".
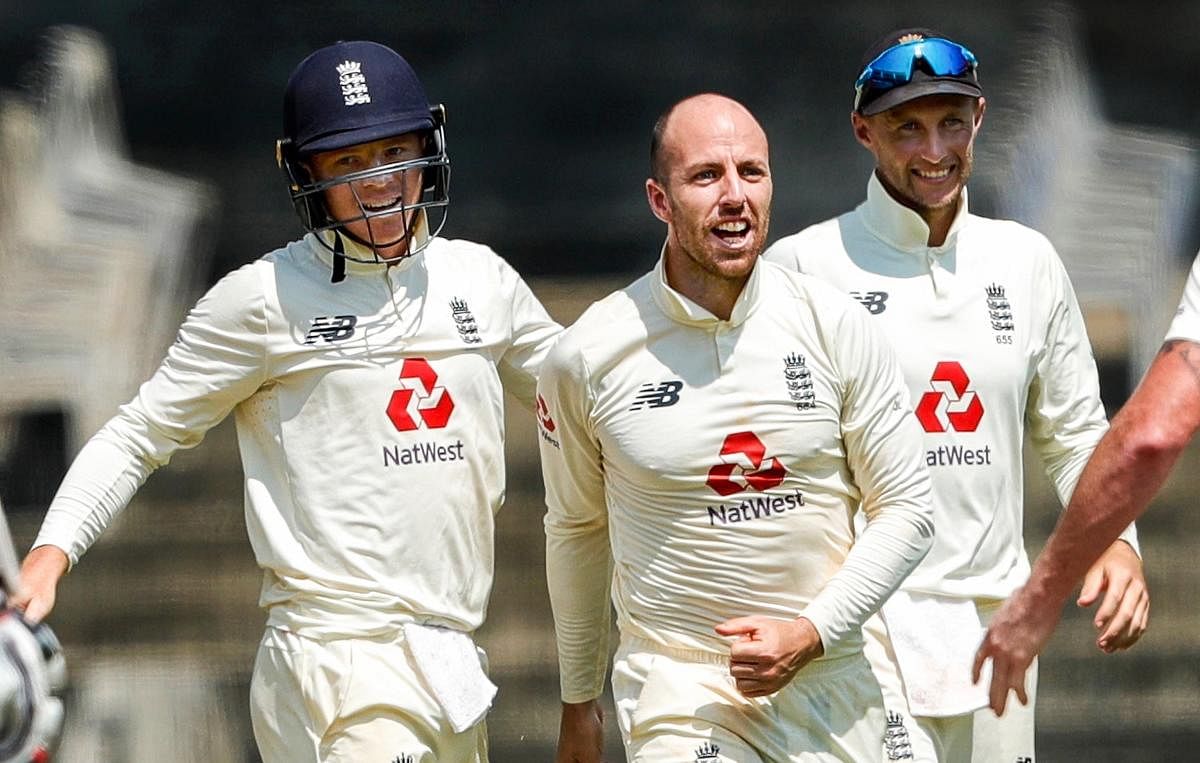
{"left": 34, "top": 264, "right": 269, "bottom": 565}
{"left": 800, "top": 300, "right": 935, "bottom": 650}
{"left": 1027, "top": 252, "right": 1139, "bottom": 553}
{"left": 497, "top": 259, "right": 562, "bottom": 411}
{"left": 538, "top": 333, "right": 613, "bottom": 703}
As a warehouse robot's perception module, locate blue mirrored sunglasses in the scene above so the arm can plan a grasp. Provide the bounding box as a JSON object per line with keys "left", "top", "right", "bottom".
{"left": 854, "top": 37, "right": 978, "bottom": 109}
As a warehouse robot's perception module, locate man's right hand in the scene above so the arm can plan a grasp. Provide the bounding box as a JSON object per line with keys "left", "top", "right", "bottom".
{"left": 556, "top": 699, "right": 604, "bottom": 763}
{"left": 13, "top": 546, "right": 69, "bottom": 623}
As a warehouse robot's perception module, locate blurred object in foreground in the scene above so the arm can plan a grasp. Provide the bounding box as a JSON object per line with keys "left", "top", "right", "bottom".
{"left": 0, "top": 26, "right": 217, "bottom": 509}
{"left": 980, "top": 5, "right": 1200, "bottom": 755}
{"left": 52, "top": 655, "right": 243, "bottom": 763}
{"left": 978, "top": 3, "right": 1198, "bottom": 386}
{"left": 0, "top": 498, "right": 65, "bottom": 763}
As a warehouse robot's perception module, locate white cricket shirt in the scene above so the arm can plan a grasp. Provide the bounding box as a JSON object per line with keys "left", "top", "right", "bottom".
{"left": 765, "top": 174, "right": 1137, "bottom": 600}
{"left": 34, "top": 233, "right": 561, "bottom": 638}
{"left": 539, "top": 255, "right": 934, "bottom": 702}
{"left": 1165, "top": 250, "right": 1200, "bottom": 343}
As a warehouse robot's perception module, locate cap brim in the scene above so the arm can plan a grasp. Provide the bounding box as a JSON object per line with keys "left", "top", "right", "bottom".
{"left": 298, "top": 113, "right": 435, "bottom": 154}
{"left": 860, "top": 79, "right": 982, "bottom": 115}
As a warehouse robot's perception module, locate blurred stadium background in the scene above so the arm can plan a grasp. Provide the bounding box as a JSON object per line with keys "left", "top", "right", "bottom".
{"left": 0, "top": 1, "right": 1197, "bottom": 760}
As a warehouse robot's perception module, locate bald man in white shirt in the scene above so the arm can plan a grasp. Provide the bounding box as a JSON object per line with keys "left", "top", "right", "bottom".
{"left": 540, "top": 93, "right": 935, "bottom": 763}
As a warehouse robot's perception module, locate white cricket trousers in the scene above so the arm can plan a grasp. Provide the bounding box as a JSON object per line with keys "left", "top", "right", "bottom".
{"left": 612, "top": 635, "right": 888, "bottom": 762}
{"left": 249, "top": 627, "right": 489, "bottom": 762}
{"left": 863, "top": 600, "right": 1038, "bottom": 762}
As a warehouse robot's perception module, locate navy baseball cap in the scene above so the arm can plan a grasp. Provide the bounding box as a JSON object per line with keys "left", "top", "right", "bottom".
{"left": 854, "top": 28, "right": 982, "bottom": 115}
{"left": 284, "top": 41, "right": 435, "bottom": 154}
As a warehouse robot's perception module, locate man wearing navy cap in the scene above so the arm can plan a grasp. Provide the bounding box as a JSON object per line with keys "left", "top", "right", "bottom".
{"left": 765, "top": 28, "right": 1149, "bottom": 761}
{"left": 16, "top": 40, "right": 560, "bottom": 761}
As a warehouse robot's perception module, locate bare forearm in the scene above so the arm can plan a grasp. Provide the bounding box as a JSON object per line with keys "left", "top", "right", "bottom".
{"left": 1029, "top": 435, "right": 1173, "bottom": 604}
{"left": 1027, "top": 340, "right": 1200, "bottom": 604}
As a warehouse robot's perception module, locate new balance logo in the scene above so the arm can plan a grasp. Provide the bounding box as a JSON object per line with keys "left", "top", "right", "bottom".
{"left": 850, "top": 290, "right": 890, "bottom": 315}
{"left": 629, "top": 380, "right": 683, "bottom": 411}
{"left": 303, "top": 315, "right": 357, "bottom": 344}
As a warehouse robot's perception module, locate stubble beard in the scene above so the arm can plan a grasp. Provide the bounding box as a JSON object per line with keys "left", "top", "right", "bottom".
{"left": 905, "top": 147, "right": 975, "bottom": 215}
{"left": 672, "top": 203, "right": 770, "bottom": 284}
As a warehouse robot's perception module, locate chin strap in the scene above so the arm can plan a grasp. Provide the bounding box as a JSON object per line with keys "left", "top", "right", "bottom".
{"left": 331, "top": 233, "right": 347, "bottom": 283}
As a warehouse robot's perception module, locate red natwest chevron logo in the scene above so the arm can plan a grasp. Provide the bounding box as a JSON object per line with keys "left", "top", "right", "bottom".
{"left": 706, "top": 431, "right": 787, "bottom": 497}
{"left": 915, "top": 361, "right": 984, "bottom": 433}
{"left": 536, "top": 394, "right": 556, "bottom": 432}
{"left": 386, "top": 358, "right": 455, "bottom": 431}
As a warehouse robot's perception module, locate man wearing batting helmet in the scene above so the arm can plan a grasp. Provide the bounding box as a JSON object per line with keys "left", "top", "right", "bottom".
{"left": 17, "top": 40, "right": 560, "bottom": 762}
{"left": 764, "top": 27, "right": 1148, "bottom": 762}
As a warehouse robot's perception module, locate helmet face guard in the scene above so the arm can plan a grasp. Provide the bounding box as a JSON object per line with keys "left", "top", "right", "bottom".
{"left": 277, "top": 105, "right": 450, "bottom": 264}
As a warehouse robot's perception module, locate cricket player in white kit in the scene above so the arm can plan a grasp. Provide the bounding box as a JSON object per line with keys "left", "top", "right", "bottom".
{"left": 15, "top": 41, "right": 560, "bottom": 762}
{"left": 979, "top": 248, "right": 1200, "bottom": 715}
{"left": 541, "top": 94, "right": 935, "bottom": 763}
{"left": 765, "top": 28, "right": 1149, "bottom": 762}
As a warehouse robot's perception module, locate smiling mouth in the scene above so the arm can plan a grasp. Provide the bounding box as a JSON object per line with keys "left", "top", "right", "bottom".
{"left": 362, "top": 196, "right": 404, "bottom": 213}
{"left": 913, "top": 167, "right": 953, "bottom": 181}
{"left": 712, "top": 220, "right": 751, "bottom": 242}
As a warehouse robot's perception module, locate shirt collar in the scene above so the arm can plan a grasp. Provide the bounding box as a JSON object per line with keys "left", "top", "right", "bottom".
{"left": 649, "top": 241, "right": 761, "bottom": 328}
{"left": 859, "top": 172, "right": 969, "bottom": 252}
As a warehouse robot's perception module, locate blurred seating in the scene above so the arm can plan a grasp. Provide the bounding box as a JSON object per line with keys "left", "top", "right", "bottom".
{"left": 978, "top": 4, "right": 1197, "bottom": 379}
{"left": 0, "top": 26, "right": 216, "bottom": 476}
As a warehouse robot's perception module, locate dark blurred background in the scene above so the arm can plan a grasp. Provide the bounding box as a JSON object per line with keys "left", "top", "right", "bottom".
{"left": 2, "top": 0, "right": 1197, "bottom": 279}
{"left": 0, "top": 1, "right": 1197, "bottom": 760}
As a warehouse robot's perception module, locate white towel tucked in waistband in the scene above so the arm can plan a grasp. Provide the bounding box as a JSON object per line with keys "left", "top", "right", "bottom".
{"left": 880, "top": 591, "right": 989, "bottom": 717}
{"left": 402, "top": 622, "right": 498, "bottom": 733}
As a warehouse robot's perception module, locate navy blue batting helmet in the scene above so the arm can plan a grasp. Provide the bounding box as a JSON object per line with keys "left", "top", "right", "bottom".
{"left": 277, "top": 41, "right": 450, "bottom": 275}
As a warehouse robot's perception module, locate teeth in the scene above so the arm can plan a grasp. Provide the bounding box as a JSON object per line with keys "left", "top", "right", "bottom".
{"left": 916, "top": 168, "right": 951, "bottom": 179}
{"left": 364, "top": 197, "right": 401, "bottom": 211}
{"left": 715, "top": 221, "right": 749, "bottom": 233}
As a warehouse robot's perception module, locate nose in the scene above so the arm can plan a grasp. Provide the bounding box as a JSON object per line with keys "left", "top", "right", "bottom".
{"left": 921, "top": 130, "right": 949, "bottom": 164}
{"left": 719, "top": 170, "right": 746, "bottom": 208}
{"left": 355, "top": 158, "right": 404, "bottom": 192}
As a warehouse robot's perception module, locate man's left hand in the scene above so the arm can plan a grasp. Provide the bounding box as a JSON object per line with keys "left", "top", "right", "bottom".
{"left": 714, "top": 615, "right": 823, "bottom": 697}
{"left": 1078, "top": 540, "right": 1149, "bottom": 653}
{"left": 973, "top": 587, "right": 1057, "bottom": 716}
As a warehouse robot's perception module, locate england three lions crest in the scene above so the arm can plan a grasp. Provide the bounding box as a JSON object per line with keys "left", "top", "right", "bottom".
{"left": 986, "top": 283, "right": 1014, "bottom": 333}
{"left": 784, "top": 353, "right": 816, "bottom": 410}
{"left": 450, "top": 298, "right": 482, "bottom": 344}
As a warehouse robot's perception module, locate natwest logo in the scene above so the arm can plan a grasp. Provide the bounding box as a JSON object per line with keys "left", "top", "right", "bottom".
{"left": 536, "top": 394, "right": 556, "bottom": 432}
{"left": 386, "top": 358, "right": 454, "bottom": 431}
{"left": 706, "top": 432, "right": 787, "bottom": 497}
{"left": 915, "top": 361, "right": 984, "bottom": 433}
{"left": 535, "top": 393, "right": 561, "bottom": 449}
